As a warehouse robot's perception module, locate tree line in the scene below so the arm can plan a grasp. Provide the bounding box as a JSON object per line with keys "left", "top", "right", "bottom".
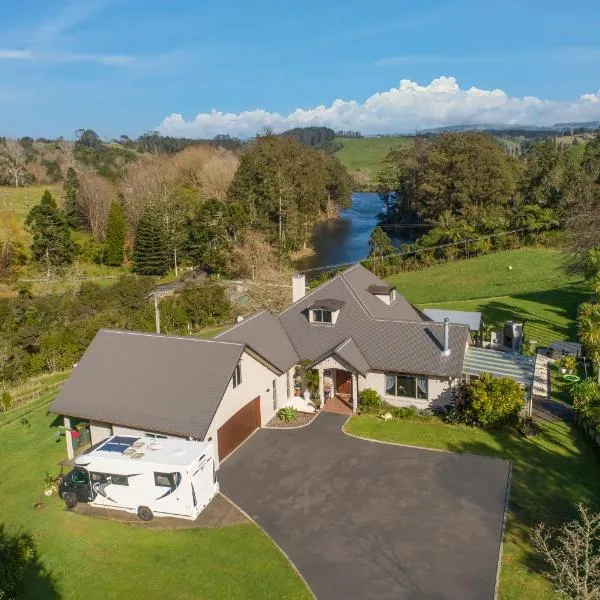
{"left": 1, "top": 132, "right": 353, "bottom": 280}
{"left": 366, "top": 131, "right": 600, "bottom": 274}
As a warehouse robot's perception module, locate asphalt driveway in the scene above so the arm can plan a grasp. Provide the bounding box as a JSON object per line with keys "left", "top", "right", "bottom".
{"left": 219, "top": 413, "right": 510, "bottom": 600}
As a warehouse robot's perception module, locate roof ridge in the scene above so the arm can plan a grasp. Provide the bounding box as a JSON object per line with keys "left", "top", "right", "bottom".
{"left": 213, "top": 310, "right": 267, "bottom": 338}
{"left": 339, "top": 275, "right": 372, "bottom": 319}
{"left": 100, "top": 329, "right": 245, "bottom": 346}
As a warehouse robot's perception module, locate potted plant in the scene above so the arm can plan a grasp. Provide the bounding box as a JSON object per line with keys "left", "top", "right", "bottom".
{"left": 560, "top": 355, "right": 577, "bottom": 375}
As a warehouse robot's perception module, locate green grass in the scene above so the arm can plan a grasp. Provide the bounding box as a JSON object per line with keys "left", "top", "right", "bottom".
{"left": 0, "top": 396, "right": 311, "bottom": 599}
{"left": 334, "top": 136, "right": 411, "bottom": 175}
{"left": 0, "top": 185, "right": 62, "bottom": 225}
{"left": 345, "top": 415, "right": 600, "bottom": 600}
{"left": 386, "top": 248, "right": 590, "bottom": 347}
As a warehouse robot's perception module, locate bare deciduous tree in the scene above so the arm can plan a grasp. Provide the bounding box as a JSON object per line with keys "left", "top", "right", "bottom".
{"left": 77, "top": 171, "right": 116, "bottom": 241}
{"left": 0, "top": 139, "right": 27, "bottom": 187}
{"left": 532, "top": 503, "right": 600, "bottom": 600}
{"left": 57, "top": 139, "right": 75, "bottom": 171}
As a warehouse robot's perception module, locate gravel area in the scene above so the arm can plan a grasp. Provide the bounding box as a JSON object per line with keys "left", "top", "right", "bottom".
{"left": 266, "top": 411, "right": 317, "bottom": 428}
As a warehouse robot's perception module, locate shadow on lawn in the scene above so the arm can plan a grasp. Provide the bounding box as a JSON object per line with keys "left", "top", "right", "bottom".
{"left": 482, "top": 282, "right": 589, "bottom": 342}
{"left": 0, "top": 524, "right": 60, "bottom": 599}
{"left": 444, "top": 421, "right": 600, "bottom": 577}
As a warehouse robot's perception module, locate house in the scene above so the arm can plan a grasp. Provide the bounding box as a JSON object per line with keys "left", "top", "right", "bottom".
{"left": 50, "top": 264, "right": 480, "bottom": 467}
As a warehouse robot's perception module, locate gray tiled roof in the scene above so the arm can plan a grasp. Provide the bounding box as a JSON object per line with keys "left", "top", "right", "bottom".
{"left": 215, "top": 310, "right": 299, "bottom": 373}
{"left": 332, "top": 338, "right": 371, "bottom": 376}
{"left": 49, "top": 329, "right": 244, "bottom": 439}
{"left": 277, "top": 265, "right": 468, "bottom": 378}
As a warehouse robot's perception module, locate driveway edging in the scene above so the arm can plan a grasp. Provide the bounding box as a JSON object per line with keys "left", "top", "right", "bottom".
{"left": 494, "top": 460, "right": 512, "bottom": 600}
{"left": 263, "top": 411, "right": 321, "bottom": 430}
{"left": 219, "top": 492, "right": 317, "bottom": 600}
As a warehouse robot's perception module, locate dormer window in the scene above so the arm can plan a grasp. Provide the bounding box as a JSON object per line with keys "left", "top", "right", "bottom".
{"left": 368, "top": 284, "right": 396, "bottom": 305}
{"left": 313, "top": 309, "right": 332, "bottom": 323}
{"left": 308, "top": 299, "right": 345, "bottom": 325}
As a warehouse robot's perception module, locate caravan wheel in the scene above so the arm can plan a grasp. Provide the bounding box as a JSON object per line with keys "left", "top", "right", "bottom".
{"left": 63, "top": 492, "right": 78, "bottom": 509}
{"left": 137, "top": 506, "right": 154, "bottom": 521}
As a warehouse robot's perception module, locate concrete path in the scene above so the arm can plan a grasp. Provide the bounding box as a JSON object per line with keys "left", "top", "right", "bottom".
{"left": 220, "top": 413, "right": 510, "bottom": 600}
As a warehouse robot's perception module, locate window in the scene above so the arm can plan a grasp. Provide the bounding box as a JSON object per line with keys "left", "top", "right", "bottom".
{"left": 154, "top": 472, "right": 177, "bottom": 487}
{"left": 144, "top": 432, "right": 167, "bottom": 439}
{"left": 110, "top": 475, "right": 129, "bottom": 486}
{"left": 273, "top": 379, "right": 277, "bottom": 410}
{"left": 70, "top": 469, "right": 89, "bottom": 485}
{"left": 385, "top": 373, "right": 428, "bottom": 400}
{"left": 232, "top": 363, "right": 242, "bottom": 388}
{"left": 313, "top": 309, "right": 332, "bottom": 323}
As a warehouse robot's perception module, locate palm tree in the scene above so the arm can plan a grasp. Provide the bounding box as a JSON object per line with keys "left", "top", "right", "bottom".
{"left": 578, "top": 302, "right": 600, "bottom": 383}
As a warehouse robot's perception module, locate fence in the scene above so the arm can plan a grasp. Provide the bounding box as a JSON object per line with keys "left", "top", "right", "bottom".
{"left": 1, "top": 372, "right": 70, "bottom": 413}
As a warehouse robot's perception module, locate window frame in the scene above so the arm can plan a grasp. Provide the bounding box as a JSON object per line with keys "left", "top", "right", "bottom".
{"left": 232, "top": 363, "right": 242, "bottom": 388}
{"left": 313, "top": 309, "right": 332, "bottom": 324}
{"left": 154, "top": 472, "right": 176, "bottom": 488}
{"left": 384, "top": 373, "right": 429, "bottom": 401}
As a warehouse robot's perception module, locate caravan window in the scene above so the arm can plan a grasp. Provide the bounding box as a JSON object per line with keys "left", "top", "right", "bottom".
{"left": 111, "top": 475, "right": 129, "bottom": 486}
{"left": 154, "top": 472, "right": 177, "bottom": 487}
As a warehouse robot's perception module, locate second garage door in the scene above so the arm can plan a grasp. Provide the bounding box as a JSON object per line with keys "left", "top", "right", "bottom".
{"left": 217, "top": 397, "right": 261, "bottom": 460}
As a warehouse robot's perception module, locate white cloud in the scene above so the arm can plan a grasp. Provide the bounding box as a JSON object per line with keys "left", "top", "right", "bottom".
{"left": 0, "top": 48, "right": 134, "bottom": 65}
{"left": 0, "top": 49, "right": 32, "bottom": 59}
{"left": 158, "top": 76, "right": 600, "bottom": 138}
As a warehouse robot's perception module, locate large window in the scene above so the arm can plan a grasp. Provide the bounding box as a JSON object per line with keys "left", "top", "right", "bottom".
{"left": 232, "top": 363, "right": 242, "bottom": 388}
{"left": 385, "top": 373, "right": 428, "bottom": 400}
{"left": 313, "top": 309, "right": 332, "bottom": 323}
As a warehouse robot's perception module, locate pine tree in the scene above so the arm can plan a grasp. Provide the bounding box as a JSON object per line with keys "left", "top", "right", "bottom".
{"left": 25, "top": 190, "right": 76, "bottom": 269}
{"left": 103, "top": 201, "right": 127, "bottom": 266}
{"left": 63, "top": 167, "right": 82, "bottom": 228}
{"left": 133, "top": 210, "right": 170, "bottom": 276}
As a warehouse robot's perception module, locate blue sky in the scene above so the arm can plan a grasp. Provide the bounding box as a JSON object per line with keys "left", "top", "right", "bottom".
{"left": 1, "top": 0, "right": 599, "bottom": 138}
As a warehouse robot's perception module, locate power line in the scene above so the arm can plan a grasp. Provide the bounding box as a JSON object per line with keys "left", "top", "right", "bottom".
{"left": 297, "top": 226, "right": 539, "bottom": 275}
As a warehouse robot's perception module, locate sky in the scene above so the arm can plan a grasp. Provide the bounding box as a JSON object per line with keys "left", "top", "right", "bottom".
{"left": 1, "top": 0, "right": 599, "bottom": 139}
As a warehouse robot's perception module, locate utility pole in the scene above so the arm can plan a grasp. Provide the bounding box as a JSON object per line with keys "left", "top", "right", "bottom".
{"left": 154, "top": 296, "right": 161, "bottom": 334}
{"left": 174, "top": 247, "right": 178, "bottom": 277}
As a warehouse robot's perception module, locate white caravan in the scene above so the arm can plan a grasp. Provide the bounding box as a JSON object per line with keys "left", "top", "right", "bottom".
{"left": 59, "top": 435, "right": 218, "bottom": 521}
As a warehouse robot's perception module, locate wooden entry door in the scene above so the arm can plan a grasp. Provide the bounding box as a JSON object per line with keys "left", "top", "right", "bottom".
{"left": 217, "top": 397, "right": 261, "bottom": 460}
{"left": 336, "top": 370, "right": 352, "bottom": 395}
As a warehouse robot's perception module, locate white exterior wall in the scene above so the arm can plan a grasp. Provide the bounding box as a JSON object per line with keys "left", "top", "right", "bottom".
{"left": 204, "top": 351, "right": 281, "bottom": 468}
{"left": 362, "top": 371, "right": 454, "bottom": 409}
{"left": 90, "top": 421, "right": 113, "bottom": 445}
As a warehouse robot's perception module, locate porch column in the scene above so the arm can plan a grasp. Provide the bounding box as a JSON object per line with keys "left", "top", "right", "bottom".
{"left": 352, "top": 373, "right": 358, "bottom": 413}
{"left": 64, "top": 416, "right": 74, "bottom": 460}
{"left": 318, "top": 367, "right": 325, "bottom": 408}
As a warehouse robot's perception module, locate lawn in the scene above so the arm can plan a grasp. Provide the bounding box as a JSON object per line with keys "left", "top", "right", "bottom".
{"left": 0, "top": 185, "right": 62, "bottom": 226}
{"left": 334, "top": 136, "right": 411, "bottom": 176}
{"left": 0, "top": 395, "right": 311, "bottom": 599}
{"left": 386, "top": 248, "right": 590, "bottom": 347}
{"left": 345, "top": 414, "right": 600, "bottom": 600}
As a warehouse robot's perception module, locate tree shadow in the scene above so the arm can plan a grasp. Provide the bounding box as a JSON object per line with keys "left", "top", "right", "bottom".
{"left": 0, "top": 524, "right": 60, "bottom": 599}
{"left": 481, "top": 282, "right": 590, "bottom": 342}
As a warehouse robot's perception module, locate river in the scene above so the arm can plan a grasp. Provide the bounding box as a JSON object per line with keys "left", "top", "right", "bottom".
{"left": 294, "top": 192, "right": 410, "bottom": 273}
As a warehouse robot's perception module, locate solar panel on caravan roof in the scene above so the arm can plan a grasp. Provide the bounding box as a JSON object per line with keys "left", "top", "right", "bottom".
{"left": 99, "top": 436, "right": 138, "bottom": 453}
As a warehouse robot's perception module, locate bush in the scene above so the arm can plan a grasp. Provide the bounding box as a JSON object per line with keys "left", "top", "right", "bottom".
{"left": 390, "top": 406, "right": 419, "bottom": 419}
{"left": 0, "top": 391, "right": 11, "bottom": 412}
{"left": 571, "top": 379, "right": 600, "bottom": 427}
{"left": 447, "top": 374, "right": 524, "bottom": 428}
{"left": 276, "top": 406, "right": 298, "bottom": 423}
{"left": 560, "top": 356, "right": 577, "bottom": 372}
{"left": 358, "top": 388, "right": 383, "bottom": 411}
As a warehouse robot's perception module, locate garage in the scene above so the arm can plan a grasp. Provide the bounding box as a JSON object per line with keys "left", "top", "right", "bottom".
{"left": 217, "top": 397, "right": 261, "bottom": 460}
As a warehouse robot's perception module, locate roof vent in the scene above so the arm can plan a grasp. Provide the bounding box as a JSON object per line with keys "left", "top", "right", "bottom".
{"left": 442, "top": 318, "right": 451, "bottom": 357}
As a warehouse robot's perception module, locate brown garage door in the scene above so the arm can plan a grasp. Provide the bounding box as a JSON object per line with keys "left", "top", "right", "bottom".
{"left": 217, "top": 397, "right": 261, "bottom": 460}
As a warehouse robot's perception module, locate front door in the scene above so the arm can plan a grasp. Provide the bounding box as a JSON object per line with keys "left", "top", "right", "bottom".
{"left": 336, "top": 370, "right": 352, "bottom": 395}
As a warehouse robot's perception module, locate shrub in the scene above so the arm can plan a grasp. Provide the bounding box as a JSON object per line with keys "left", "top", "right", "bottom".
{"left": 560, "top": 356, "right": 577, "bottom": 372}
{"left": 277, "top": 406, "right": 298, "bottom": 423}
{"left": 390, "top": 406, "right": 419, "bottom": 419}
{"left": 0, "top": 391, "right": 11, "bottom": 412}
{"left": 447, "top": 375, "right": 523, "bottom": 428}
{"left": 359, "top": 388, "right": 383, "bottom": 409}
{"left": 466, "top": 374, "right": 524, "bottom": 427}
{"left": 571, "top": 379, "right": 600, "bottom": 426}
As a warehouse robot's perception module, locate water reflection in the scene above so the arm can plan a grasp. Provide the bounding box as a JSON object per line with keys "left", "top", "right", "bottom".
{"left": 295, "top": 192, "right": 408, "bottom": 272}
